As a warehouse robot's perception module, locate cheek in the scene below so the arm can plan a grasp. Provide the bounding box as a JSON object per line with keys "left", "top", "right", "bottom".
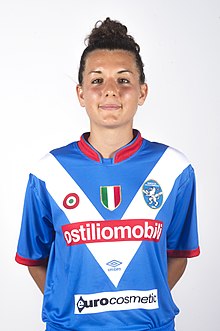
{"left": 83, "top": 93, "right": 99, "bottom": 105}
{"left": 84, "top": 87, "right": 101, "bottom": 101}
{"left": 122, "top": 89, "right": 140, "bottom": 103}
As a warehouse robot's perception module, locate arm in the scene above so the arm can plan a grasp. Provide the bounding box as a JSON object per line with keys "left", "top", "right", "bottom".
{"left": 28, "top": 265, "right": 47, "bottom": 294}
{"left": 167, "top": 257, "right": 187, "bottom": 290}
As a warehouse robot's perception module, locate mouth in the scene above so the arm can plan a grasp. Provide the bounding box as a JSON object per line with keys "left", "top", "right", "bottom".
{"left": 99, "top": 104, "right": 121, "bottom": 111}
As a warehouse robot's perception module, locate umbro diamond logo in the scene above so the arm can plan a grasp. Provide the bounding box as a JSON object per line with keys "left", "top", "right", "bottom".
{"left": 106, "top": 260, "right": 122, "bottom": 268}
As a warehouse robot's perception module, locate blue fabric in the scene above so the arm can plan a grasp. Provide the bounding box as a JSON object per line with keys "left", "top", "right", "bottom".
{"left": 16, "top": 134, "right": 199, "bottom": 330}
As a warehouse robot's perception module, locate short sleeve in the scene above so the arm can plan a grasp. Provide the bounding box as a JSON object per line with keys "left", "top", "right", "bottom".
{"left": 167, "top": 165, "right": 200, "bottom": 258}
{"left": 15, "top": 174, "right": 55, "bottom": 266}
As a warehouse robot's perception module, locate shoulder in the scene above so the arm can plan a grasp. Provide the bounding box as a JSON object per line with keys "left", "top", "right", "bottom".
{"left": 29, "top": 141, "right": 77, "bottom": 181}
{"left": 165, "top": 145, "right": 191, "bottom": 167}
{"left": 50, "top": 141, "right": 77, "bottom": 157}
{"left": 142, "top": 138, "right": 191, "bottom": 167}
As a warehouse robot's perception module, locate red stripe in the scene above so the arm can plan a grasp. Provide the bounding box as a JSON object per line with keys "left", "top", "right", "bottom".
{"left": 167, "top": 247, "right": 200, "bottom": 258}
{"left": 15, "top": 253, "right": 48, "bottom": 266}
{"left": 114, "top": 186, "right": 121, "bottom": 207}
{"left": 78, "top": 133, "right": 100, "bottom": 162}
{"left": 114, "top": 131, "right": 143, "bottom": 163}
{"left": 78, "top": 130, "right": 143, "bottom": 163}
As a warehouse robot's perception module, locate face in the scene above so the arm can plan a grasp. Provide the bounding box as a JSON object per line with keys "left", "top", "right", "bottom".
{"left": 76, "top": 49, "right": 148, "bottom": 131}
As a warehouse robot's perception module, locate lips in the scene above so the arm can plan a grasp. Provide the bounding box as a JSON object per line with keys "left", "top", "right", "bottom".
{"left": 99, "top": 104, "right": 121, "bottom": 110}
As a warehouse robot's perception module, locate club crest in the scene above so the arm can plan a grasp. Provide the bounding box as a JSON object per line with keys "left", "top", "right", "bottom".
{"left": 142, "top": 180, "right": 163, "bottom": 209}
{"left": 100, "top": 186, "right": 121, "bottom": 211}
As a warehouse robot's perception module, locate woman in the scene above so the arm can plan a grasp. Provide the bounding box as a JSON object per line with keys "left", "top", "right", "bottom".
{"left": 16, "top": 18, "right": 200, "bottom": 331}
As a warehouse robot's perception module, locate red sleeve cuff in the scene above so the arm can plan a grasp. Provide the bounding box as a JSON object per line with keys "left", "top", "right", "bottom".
{"left": 167, "top": 247, "right": 200, "bottom": 258}
{"left": 15, "top": 253, "right": 48, "bottom": 266}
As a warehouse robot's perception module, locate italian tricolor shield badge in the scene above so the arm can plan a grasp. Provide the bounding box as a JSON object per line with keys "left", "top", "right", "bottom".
{"left": 100, "top": 186, "right": 121, "bottom": 210}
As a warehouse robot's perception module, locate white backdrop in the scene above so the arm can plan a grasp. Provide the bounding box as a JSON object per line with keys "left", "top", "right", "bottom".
{"left": 0, "top": 0, "right": 219, "bottom": 330}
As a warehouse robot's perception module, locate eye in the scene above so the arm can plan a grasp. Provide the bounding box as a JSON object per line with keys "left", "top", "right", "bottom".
{"left": 118, "top": 78, "right": 130, "bottom": 84}
{"left": 91, "top": 78, "right": 103, "bottom": 84}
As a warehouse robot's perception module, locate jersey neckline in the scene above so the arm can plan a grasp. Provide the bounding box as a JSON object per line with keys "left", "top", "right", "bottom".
{"left": 77, "top": 130, "right": 143, "bottom": 164}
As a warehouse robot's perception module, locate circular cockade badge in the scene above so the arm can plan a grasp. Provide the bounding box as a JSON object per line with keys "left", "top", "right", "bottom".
{"left": 142, "top": 180, "right": 163, "bottom": 209}
{"left": 63, "top": 193, "right": 80, "bottom": 209}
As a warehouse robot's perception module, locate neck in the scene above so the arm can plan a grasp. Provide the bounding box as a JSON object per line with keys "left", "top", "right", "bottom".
{"left": 88, "top": 127, "right": 134, "bottom": 158}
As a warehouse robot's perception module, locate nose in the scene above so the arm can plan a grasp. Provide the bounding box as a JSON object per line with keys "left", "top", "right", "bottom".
{"left": 103, "top": 80, "right": 118, "bottom": 97}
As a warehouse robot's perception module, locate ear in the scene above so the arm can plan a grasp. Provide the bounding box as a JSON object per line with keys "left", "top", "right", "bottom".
{"left": 76, "top": 84, "right": 85, "bottom": 107}
{"left": 138, "top": 83, "right": 148, "bottom": 106}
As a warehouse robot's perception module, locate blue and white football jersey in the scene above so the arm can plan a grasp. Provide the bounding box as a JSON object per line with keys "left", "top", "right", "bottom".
{"left": 16, "top": 131, "right": 200, "bottom": 331}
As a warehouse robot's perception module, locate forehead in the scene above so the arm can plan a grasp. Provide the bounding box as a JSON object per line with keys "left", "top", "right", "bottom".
{"left": 84, "top": 49, "right": 137, "bottom": 72}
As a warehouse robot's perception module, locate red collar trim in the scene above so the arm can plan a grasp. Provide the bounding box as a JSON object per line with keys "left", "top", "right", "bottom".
{"left": 77, "top": 130, "right": 143, "bottom": 163}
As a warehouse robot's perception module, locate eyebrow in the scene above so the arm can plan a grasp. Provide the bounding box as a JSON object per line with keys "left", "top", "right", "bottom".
{"left": 88, "top": 69, "right": 133, "bottom": 75}
{"left": 118, "top": 69, "right": 133, "bottom": 74}
{"left": 88, "top": 70, "right": 102, "bottom": 75}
